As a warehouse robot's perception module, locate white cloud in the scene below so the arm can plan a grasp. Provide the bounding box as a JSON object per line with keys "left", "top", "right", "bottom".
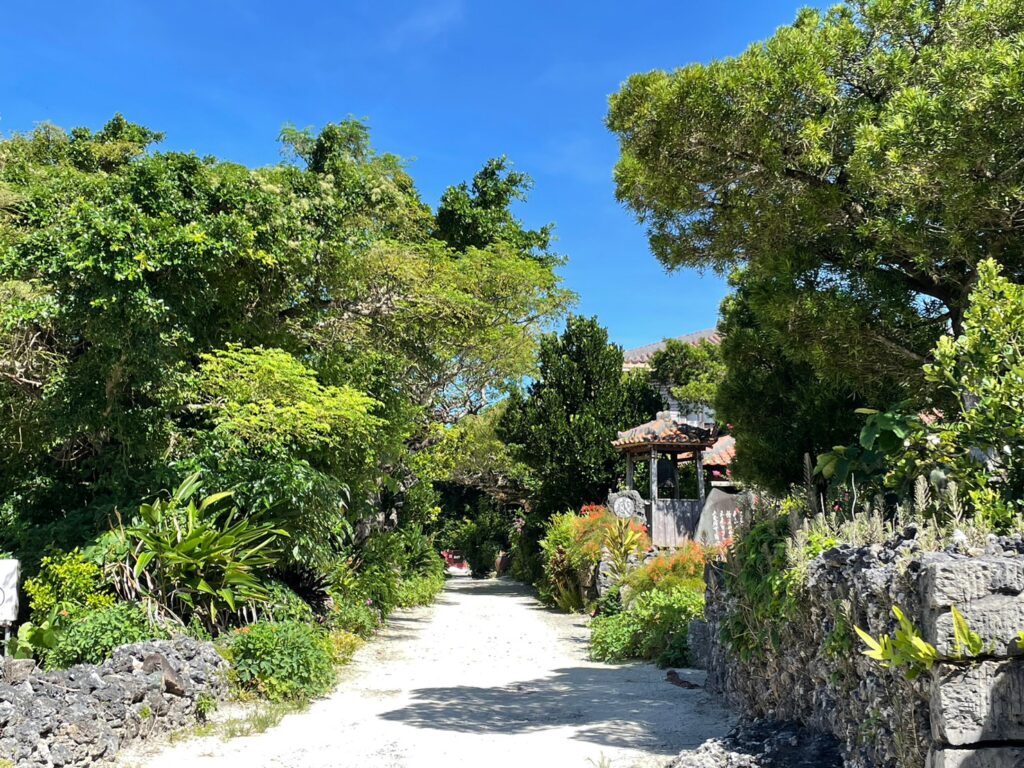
{"left": 385, "top": 0, "right": 464, "bottom": 52}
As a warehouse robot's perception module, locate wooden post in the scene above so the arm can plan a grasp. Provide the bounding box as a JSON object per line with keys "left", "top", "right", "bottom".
{"left": 696, "top": 449, "right": 706, "bottom": 506}
{"left": 673, "top": 453, "right": 680, "bottom": 500}
{"left": 625, "top": 453, "right": 634, "bottom": 490}
{"left": 649, "top": 447, "right": 658, "bottom": 503}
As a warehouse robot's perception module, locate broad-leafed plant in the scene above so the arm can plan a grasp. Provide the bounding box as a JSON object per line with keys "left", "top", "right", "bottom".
{"left": 103, "top": 473, "right": 286, "bottom": 632}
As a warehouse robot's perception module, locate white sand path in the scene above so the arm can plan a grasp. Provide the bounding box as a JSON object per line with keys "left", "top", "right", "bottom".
{"left": 121, "top": 577, "right": 734, "bottom": 768}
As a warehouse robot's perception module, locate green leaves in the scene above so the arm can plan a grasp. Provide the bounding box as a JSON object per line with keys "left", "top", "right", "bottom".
{"left": 109, "top": 473, "right": 286, "bottom": 632}
{"left": 951, "top": 606, "right": 985, "bottom": 658}
{"left": 814, "top": 406, "right": 923, "bottom": 486}
{"left": 226, "top": 620, "right": 337, "bottom": 702}
{"left": 0, "top": 115, "right": 570, "bottom": 562}
{"left": 609, "top": 0, "right": 1024, "bottom": 492}
{"left": 498, "top": 316, "right": 660, "bottom": 517}
{"left": 648, "top": 338, "right": 724, "bottom": 410}
{"left": 854, "top": 606, "right": 938, "bottom": 680}
{"left": 855, "top": 604, "right": 986, "bottom": 681}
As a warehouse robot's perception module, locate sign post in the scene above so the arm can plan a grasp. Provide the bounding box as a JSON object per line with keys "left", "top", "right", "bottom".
{"left": 0, "top": 559, "right": 20, "bottom": 656}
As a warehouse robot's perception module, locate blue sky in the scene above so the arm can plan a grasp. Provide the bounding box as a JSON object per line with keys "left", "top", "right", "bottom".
{"left": 1, "top": 1, "right": 808, "bottom": 350}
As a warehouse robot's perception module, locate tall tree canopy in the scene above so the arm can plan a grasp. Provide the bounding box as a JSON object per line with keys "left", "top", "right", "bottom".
{"left": 609, "top": 0, "right": 1024, "bottom": 394}
{"left": 498, "top": 316, "right": 661, "bottom": 517}
{"left": 0, "top": 116, "right": 571, "bottom": 563}
{"left": 609, "top": 0, "right": 1024, "bottom": 489}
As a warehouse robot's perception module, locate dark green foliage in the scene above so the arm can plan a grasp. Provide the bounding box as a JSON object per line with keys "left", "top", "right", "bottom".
{"left": 499, "top": 316, "right": 661, "bottom": 518}
{"left": 715, "top": 285, "right": 893, "bottom": 494}
{"left": 610, "top": 0, "right": 1024, "bottom": 388}
{"left": 263, "top": 582, "right": 316, "bottom": 624}
{"left": 273, "top": 566, "right": 332, "bottom": 618}
{"left": 438, "top": 506, "right": 508, "bottom": 578}
{"left": 227, "top": 621, "right": 336, "bottom": 702}
{"left": 48, "top": 603, "right": 167, "bottom": 670}
{"left": 434, "top": 156, "right": 553, "bottom": 261}
{"left": 609, "top": 0, "right": 1024, "bottom": 493}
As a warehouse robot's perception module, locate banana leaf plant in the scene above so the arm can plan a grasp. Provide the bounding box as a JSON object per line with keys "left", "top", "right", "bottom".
{"left": 105, "top": 473, "right": 287, "bottom": 633}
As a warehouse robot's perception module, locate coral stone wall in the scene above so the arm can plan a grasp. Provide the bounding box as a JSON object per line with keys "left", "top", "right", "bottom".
{"left": 0, "top": 637, "right": 227, "bottom": 767}
{"left": 704, "top": 530, "right": 1024, "bottom": 768}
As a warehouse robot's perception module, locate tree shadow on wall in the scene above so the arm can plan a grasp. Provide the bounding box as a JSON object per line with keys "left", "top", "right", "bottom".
{"left": 378, "top": 664, "right": 721, "bottom": 754}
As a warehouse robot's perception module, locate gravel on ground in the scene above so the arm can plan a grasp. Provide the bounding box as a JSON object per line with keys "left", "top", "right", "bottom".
{"left": 119, "top": 576, "right": 735, "bottom": 768}
{"left": 668, "top": 719, "right": 845, "bottom": 768}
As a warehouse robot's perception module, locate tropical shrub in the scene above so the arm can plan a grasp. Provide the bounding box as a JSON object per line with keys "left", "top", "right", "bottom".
{"left": 623, "top": 543, "right": 708, "bottom": 601}
{"left": 174, "top": 345, "right": 384, "bottom": 570}
{"left": 327, "top": 596, "right": 380, "bottom": 638}
{"left": 352, "top": 535, "right": 402, "bottom": 616}
{"left": 273, "top": 565, "right": 332, "bottom": 618}
{"left": 589, "top": 611, "right": 643, "bottom": 662}
{"left": 102, "top": 474, "right": 286, "bottom": 632}
{"left": 718, "top": 509, "right": 800, "bottom": 661}
{"left": 538, "top": 511, "right": 593, "bottom": 611}
{"left": 590, "top": 586, "right": 704, "bottom": 667}
{"left": 396, "top": 572, "right": 446, "bottom": 608}
{"left": 538, "top": 506, "right": 649, "bottom": 612}
{"left": 899, "top": 260, "right": 1024, "bottom": 529}
{"left": 226, "top": 621, "right": 336, "bottom": 702}
{"left": 10, "top": 607, "right": 64, "bottom": 663}
{"left": 263, "top": 582, "right": 316, "bottom": 624}
{"left": 48, "top": 603, "right": 167, "bottom": 670}
{"left": 600, "top": 514, "right": 651, "bottom": 589}
{"left": 12, "top": 550, "right": 119, "bottom": 664}
{"left": 24, "top": 550, "right": 114, "bottom": 620}
{"left": 395, "top": 527, "right": 445, "bottom": 580}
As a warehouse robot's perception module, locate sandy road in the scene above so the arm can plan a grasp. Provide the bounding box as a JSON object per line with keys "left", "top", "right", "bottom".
{"left": 122, "top": 577, "right": 734, "bottom": 768}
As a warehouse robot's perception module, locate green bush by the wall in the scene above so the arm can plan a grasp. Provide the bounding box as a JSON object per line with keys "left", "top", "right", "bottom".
{"left": 226, "top": 621, "right": 336, "bottom": 702}
{"left": 590, "top": 585, "right": 704, "bottom": 667}
{"left": 48, "top": 603, "right": 168, "bottom": 669}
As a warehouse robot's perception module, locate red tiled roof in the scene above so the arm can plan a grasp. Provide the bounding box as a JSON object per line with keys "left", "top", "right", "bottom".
{"left": 701, "top": 434, "right": 735, "bottom": 467}
{"left": 622, "top": 328, "right": 721, "bottom": 366}
{"left": 612, "top": 411, "right": 717, "bottom": 453}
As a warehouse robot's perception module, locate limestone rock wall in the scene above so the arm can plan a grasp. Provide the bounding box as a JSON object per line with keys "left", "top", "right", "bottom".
{"left": 0, "top": 637, "right": 228, "bottom": 767}
{"left": 705, "top": 533, "right": 1024, "bottom": 768}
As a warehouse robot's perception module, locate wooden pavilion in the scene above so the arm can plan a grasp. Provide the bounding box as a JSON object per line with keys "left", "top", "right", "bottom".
{"left": 612, "top": 411, "right": 718, "bottom": 548}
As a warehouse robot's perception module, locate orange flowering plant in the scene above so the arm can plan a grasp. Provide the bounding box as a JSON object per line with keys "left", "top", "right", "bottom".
{"left": 538, "top": 504, "right": 651, "bottom": 612}
{"left": 623, "top": 542, "right": 711, "bottom": 602}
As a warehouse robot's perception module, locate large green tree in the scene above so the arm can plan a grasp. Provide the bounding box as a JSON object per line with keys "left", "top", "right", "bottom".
{"left": 0, "top": 116, "right": 571, "bottom": 565}
{"left": 609, "top": 0, "right": 1024, "bottom": 394}
{"left": 498, "top": 316, "right": 662, "bottom": 517}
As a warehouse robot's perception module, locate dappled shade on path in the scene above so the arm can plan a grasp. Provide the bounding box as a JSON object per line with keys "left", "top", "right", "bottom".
{"left": 381, "top": 663, "right": 708, "bottom": 752}
{"left": 123, "top": 575, "right": 734, "bottom": 768}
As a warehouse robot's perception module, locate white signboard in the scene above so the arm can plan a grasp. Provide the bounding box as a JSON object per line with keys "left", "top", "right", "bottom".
{"left": 0, "top": 560, "right": 20, "bottom": 624}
